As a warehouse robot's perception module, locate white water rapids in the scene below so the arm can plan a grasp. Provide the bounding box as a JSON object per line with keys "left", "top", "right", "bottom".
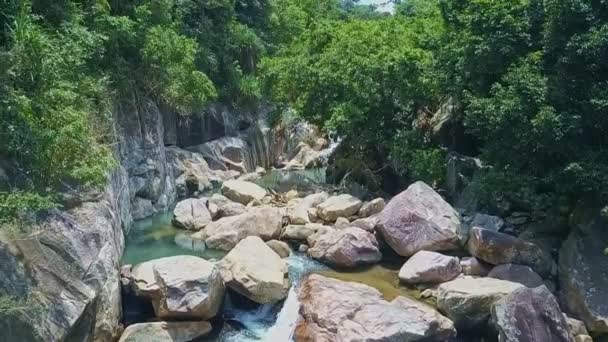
{"left": 217, "top": 254, "right": 327, "bottom": 342}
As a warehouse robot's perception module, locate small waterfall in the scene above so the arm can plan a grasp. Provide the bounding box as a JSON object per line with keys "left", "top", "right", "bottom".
{"left": 263, "top": 287, "right": 299, "bottom": 341}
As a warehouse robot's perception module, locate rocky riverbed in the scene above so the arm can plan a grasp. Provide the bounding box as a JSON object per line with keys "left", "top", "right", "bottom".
{"left": 117, "top": 174, "right": 605, "bottom": 342}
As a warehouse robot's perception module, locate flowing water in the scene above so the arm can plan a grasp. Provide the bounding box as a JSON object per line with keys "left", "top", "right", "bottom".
{"left": 121, "top": 168, "right": 416, "bottom": 341}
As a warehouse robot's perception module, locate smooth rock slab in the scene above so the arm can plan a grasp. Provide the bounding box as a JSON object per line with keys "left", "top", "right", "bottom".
{"left": 118, "top": 321, "right": 212, "bottom": 342}
{"left": 492, "top": 286, "right": 573, "bottom": 342}
{"left": 488, "top": 264, "right": 544, "bottom": 288}
{"left": 295, "top": 274, "right": 455, "bottom": 342}
{"left": 219, "top": 236, "right": 289, "bottom": 304}
{"left": 399, "top": 251, "right": 461, "bottom": 284}
{"left": 436, "top": 277, "right": 524, "bottom": 330}
{"left": 194, "top": 207, "right": 286, "bottom": 251}
{"left": 221, "top": 180, "right": 266, "bottom": 205}
{"left": 317, "top": 194, "right": 363, "bottom": 222}
{"left": 308, "top": 227, "right": 382, "bottom": 268}
{"left": 468, "top": 227, "right": 554, "bottom": 277}
{"left": 379, "top": 181, "right": 461, "bottom": 257}
{"left": 171, "top": 198, "right": 212, "bottom": 231}
{"left": 129, "top": 256, "right": 224, "bottom": 320}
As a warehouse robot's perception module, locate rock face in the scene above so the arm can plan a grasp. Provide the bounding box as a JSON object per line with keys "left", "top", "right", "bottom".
{"left": 398, "top": 251, "right": 461, "bottom": 284}
{"left": 308, "top": 227, "right": 382, "bottom": 268}
{"left": 291, "top": 192, "right": 329, "bottom": 224}
{"left": 221, "top": 179, "right": 267, "bottom": 205}
{"left": 488, "top": 264, "right": 544, "bottom": 288}
{"left": 436, "top": 277, "right": 524, "bottom": 329}
{"left": 195, "top": 207, "right": 286, "bottom": 251}
{"left": 358, "top": 198, "right": 385, "bottom": 218}
{"left": 128, "top": 256, "right": 225, "bottom": 320}
{"left": 116, "top": 100, "right": 175, "bottom": 220}
{"left": 379, "top": 181, "right": 461, "bottom": 257}
{"left": 118, "top": 321, "right": 212, "bottom": 342}
{"left": 295, "top": 274, "right": 455, "bottom": 342}
{"left": 468, "top": 227, "right": 554, "bottom": 277}
{"left": 0, "top": 168, "right": 131, "bottom": 342}
{"left": 171, "top": 198, "right": 212, "bottom": 230}
{"left": 219, "top": 237, "right": 290, "bottom": 304}
{"left": 492, "top": 286, "right": 573, "bottom": 342}
{"left": 559, "top": 212, "right": 608, "bottom": 334}
{"left": 317, "top": 194, "right": 363, "bottom": 222}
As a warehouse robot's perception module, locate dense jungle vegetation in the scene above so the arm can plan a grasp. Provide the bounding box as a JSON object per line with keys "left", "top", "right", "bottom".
{"left": 1, "top": 0, "right": 607, "bottom": 225}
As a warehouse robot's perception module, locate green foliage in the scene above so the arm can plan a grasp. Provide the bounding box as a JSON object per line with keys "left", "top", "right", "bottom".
{"left": 0, "top": 192, "right": 55, "bottom": 223}
{"left": 0, "top": 295, "right": 30, "bottom": 318}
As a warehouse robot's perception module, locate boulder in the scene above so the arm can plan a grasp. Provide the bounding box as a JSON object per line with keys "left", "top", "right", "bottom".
{"left": 358, "top": 198, "right": 385, "bottom": 218}
{"left": 436, "top": 277, "right": 524, "bottom": 329}
{"left": 194, "top": 207, "right": 286, "bottom": 251}
{"left": 399, "top": 251, "right": 461, "bottom": 285}
{"left": 460, "top": 257, "right": 492, "bottom": 276}
{"left": 308, "top": 227, "right": 382, "bottom": 268}
{"left": 295, "top": 274, "right": 455, "bottom": 342}
{"left": 349, "top": 215, "right": 379, "bottom": 232}
{"left": 488, "top": 264, "right": 544, "bottom": 288}
{"left": 565, "top": 315, "right": 589, "bottom": 337}
{"left": 171, "top": 198, "right": 212, "bottom": 231}
{"left": 334, "top": 217, "right": 351, "bottom": 229}
{"left": 221, "top": 180, "right": 266, "bottom": 205}
{"left": 289, "top": 143, "right": 322, "bottom": 168}
{"left": 492, "top": 286, "right": 573, "bottom": 342}
{"left": 468, "top": 227, "right": 554, "bottom": 277}
{"left": 559, "top": 211, "right": 608, "bottom": 334}
{"left": 219, "top": 236, "right": 290, "bottom": 304}
{"left": 379, "top": 181, "right": 461, "bottom": 257}
{"left": 317, "top": 194, "right": 363, "bottom": 222}
{"left": 281, "top": 224, "right": 325, "bottom": 241}
{"left": 118, "top": 321, "right": 212, "bottom": 342}
{"left": 208, "top": 193, "right": 246, "bottom": 218}
{"left": 291, "top": 192, "right": 329, "bottom": 225}
{"left": 306, "top": 224, "right": 334, "bottom": 247}
{"left": 266, "top": 240, "right": 291, "bottom": 258}
{"left": 129, "top": 256, "right": 225, "bottom": 320}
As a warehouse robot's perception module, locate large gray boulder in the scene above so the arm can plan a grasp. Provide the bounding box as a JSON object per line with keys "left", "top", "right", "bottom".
{"left": 193, "top": 207, "right": 286, "bottom": 251}
{"left": 129, "top": 256, "right": 225, "bottom": 320}
{"left": 281, "top": 224, "right": 322, "bottom": 241}
{"left": 118, "top": 321, "right": 212, "bottom": 342}
{"left": 468, "top": 227, "right": 554, "bottom": 277}
{"left": 492, "top": 286, "right": 573, "bottom": 342}
{"left": 436, "top": 277, "right": 524, "bottom": 329}
{"left": 308, "top": 227, "right": 382, "bottom": 268}
{"left": 488, "top": 264, "right": 544, "bottom": 288}
{"left": 317, "top": 194, "right": 363, "bottom": 222}
{"left": 398, "top": 251, "right": 461, "bottom": 285}
{"left": 295, "top": 274, "right": 455, "bottom": 342}
{"left": 379, "top": 181, "right": 461, "bottom": 256}
{"left": 221, "top": 179, "right": 266, "bottom": 205}
{"left": 559, "top": 211, "right": 608, "bottom": 334}
{"left": 171, "top": 198, "right": 212, "bottom": 231}
{"left": 219, "top": 236, "right": 290, "bottom": 304}
{"left": 291, "top": 192, "right": 330, "bottom": 225}
{"left": 208, "top": 193, "right": 246, "bottom": 218}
